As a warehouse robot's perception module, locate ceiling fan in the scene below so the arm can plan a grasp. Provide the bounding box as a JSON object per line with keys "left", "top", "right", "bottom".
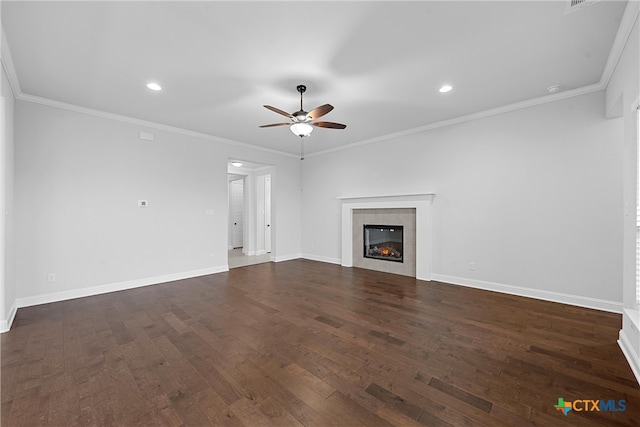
{"left": 260, "top": 85, "right": 347, "bottom": 138}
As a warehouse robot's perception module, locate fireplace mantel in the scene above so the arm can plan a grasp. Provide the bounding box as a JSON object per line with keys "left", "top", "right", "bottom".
{"left": 339, "top": 193, "right": 435, "bottom": 281}
{"left": 337, "top": 193, "right": 436, "bottom": 201}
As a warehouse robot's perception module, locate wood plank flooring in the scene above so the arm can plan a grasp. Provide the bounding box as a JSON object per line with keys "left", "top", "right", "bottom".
{"left": 2, "top": 259, "right": 640, "bottom": 426}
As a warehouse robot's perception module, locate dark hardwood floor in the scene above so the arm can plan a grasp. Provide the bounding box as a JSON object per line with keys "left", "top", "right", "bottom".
{"left": 2, "top": 259, "right": 639, "bottom": 426}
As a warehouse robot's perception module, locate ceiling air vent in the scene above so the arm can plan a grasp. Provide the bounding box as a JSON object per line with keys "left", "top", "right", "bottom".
{"left": 565, "top": 0, "right": 602, "bottom": 14}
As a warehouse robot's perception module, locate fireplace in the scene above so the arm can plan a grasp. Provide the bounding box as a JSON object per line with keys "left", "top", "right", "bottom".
{"left": 340, "top": 193, "right": 435, "bottom": 280}
{"left": 363, "top": 224, "right": 403, "bottom": 262}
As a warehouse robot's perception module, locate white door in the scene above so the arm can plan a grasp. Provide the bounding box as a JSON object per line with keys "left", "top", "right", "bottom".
{"left": 230, "top": 179, "right": 244, "bottom": 248}
{"left": 265, "top": 175, "right": 272, "bottom": 253}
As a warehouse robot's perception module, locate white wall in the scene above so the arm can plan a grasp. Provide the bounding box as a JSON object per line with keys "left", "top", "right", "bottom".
{"left": 608, "top": 12, "right": 639, "bottom": 313}
{"left": 303, "top": 90, "right": 623, "bottom": 311}
{"left": 12, "top": 100, "right": 301, "bottom": 310}
{"left": 607, "top": 12, "right": 640, "bottom": 383}
{"left": 1, "top": 61, "right": 16, "bottom": 331}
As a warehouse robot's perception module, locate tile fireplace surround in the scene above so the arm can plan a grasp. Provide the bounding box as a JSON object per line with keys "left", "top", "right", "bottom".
{"left": 339, "top": 194, "right": 436, "bottom": 281}
{"left": 353, "top": 209, "right": 416, "bottom": 277}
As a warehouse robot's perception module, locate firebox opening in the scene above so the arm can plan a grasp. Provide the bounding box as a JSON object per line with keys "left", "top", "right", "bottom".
{"left": 363, "top": 224, "right": 403, "bottom": 263}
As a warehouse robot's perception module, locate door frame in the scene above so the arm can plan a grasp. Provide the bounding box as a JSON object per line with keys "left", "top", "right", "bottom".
{"left": 256, "top": 173, "right": 272, "bottom": 255}
{"left": 228, "top": 175, "right": 246, "bottom": 250}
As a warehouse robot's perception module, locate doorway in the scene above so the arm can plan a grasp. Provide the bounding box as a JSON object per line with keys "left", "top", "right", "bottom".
{"left": 227, "top": 160, "right": 273, "bottom": 269}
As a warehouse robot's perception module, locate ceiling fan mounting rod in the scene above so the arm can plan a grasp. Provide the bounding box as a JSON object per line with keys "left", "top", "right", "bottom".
{"left": 297, "top": 84, "right": 306, "bottom": 111}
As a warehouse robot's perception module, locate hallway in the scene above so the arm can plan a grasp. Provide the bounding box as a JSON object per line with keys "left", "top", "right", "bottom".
{"left": 228, "top": 248, "right": 271, "bottom": 269}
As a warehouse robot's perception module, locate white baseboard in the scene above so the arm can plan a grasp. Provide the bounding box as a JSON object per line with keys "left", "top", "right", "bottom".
{"left": 618, "top": 329, "right": 640, "bottom": 385}
{"left": 431, "top": 274, "right": 623, "bottom": 313}
{"left": 279, "top": 258, "right": 622, "bottom": 314}
{"left": 7, "top": 266, "right": 229, "bottom": 324}
{"left": 271, "top": 253, "right": 302, "bottom": 263}
{"left": 0, "top": 300, "right": 18, "bottom": 333}
{"left": 3, "top": 264, "right": 624, "bottom": 333}
{"left": 302, "top": 253, "right": 342, "bottom": 265}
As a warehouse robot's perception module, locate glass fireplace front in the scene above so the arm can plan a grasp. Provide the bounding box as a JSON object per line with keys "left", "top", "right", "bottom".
{"left": 363, "top": 224, "right": 403, "bottom": 263}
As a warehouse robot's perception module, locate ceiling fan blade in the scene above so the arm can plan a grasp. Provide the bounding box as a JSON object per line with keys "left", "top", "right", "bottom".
{"left": 263, "top": 105, "right": 293, "bottom": 118}
{"left": 259, "top": 122, "right": 291, "bottom": 128}
{"left": 308, "top": 104, "right": 334, "bottom": 120}
{"left": 312, "top": 121, "right": 347, "bottom": 129}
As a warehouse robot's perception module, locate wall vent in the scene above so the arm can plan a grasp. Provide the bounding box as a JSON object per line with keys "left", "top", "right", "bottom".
{"left": 566, "top": 0, "right": 602, "bottom": 14}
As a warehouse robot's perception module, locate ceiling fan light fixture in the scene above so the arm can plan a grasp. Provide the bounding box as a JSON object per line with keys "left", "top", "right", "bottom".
{"left": 290, "top": 122, "right": 313, "bottom": 137}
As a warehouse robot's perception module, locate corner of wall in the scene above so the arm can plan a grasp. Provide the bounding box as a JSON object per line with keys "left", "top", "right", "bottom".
{"left": 1, "top": 35, "right": 17, "bottom": 334}
{"left": 619, "top": 309, "right": 640, "bottom": 384}
{"left": 0, "top": 299, "right": 17, "bottom": 333}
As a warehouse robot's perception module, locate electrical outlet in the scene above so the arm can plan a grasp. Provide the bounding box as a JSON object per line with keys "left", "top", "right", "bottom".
{"left": 47, "top": 273, "right": 56, "bottom": 283}
{"left": 469, "top": 262, "right": 475, "bottom": 271}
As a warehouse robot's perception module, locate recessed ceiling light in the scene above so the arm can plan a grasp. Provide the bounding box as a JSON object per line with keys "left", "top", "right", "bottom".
{"left": 547, "top": 85, "right": 561, "bottom": 94}
{"left": 439, "top": 84, "right": 453, "bottom": 93}
{"left": 146, "top": 82, "right": 162, "bottom": 91}
{"left": 231, "top": 161, "right": 243, "bottom": 167}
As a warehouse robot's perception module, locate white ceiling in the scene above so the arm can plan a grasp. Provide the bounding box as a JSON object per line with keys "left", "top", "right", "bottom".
{"left": 1, "top": 1, "right": 629, "bottom": 156}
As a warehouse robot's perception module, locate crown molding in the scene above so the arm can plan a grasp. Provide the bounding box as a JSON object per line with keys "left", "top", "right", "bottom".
{"left": 307, "top": 82, "right": 604, "bottom": 158}
{"left": 599, "top": 0, "right": 640, "bottom": 88}
{"left": 17, "top": 93, "right": 299, "bottom": 159}
{"left": 304, "top": 1, "right": 640, "bottom": 159}
{"left": 17, "top": 81, "right": 604, "bottom": 161}
{"left": 4, "top": 1, "right": 636, "bottom": 161}
{"left": 1, "top": 29, "right": 21, "bottom": 98}
{"left": 2, "top": 23, "right": 298, "bottom": 160}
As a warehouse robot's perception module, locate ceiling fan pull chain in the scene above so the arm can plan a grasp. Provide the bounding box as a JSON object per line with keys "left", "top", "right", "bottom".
{"left": 300, "top": 137, "right": 304, "bottom": 160}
